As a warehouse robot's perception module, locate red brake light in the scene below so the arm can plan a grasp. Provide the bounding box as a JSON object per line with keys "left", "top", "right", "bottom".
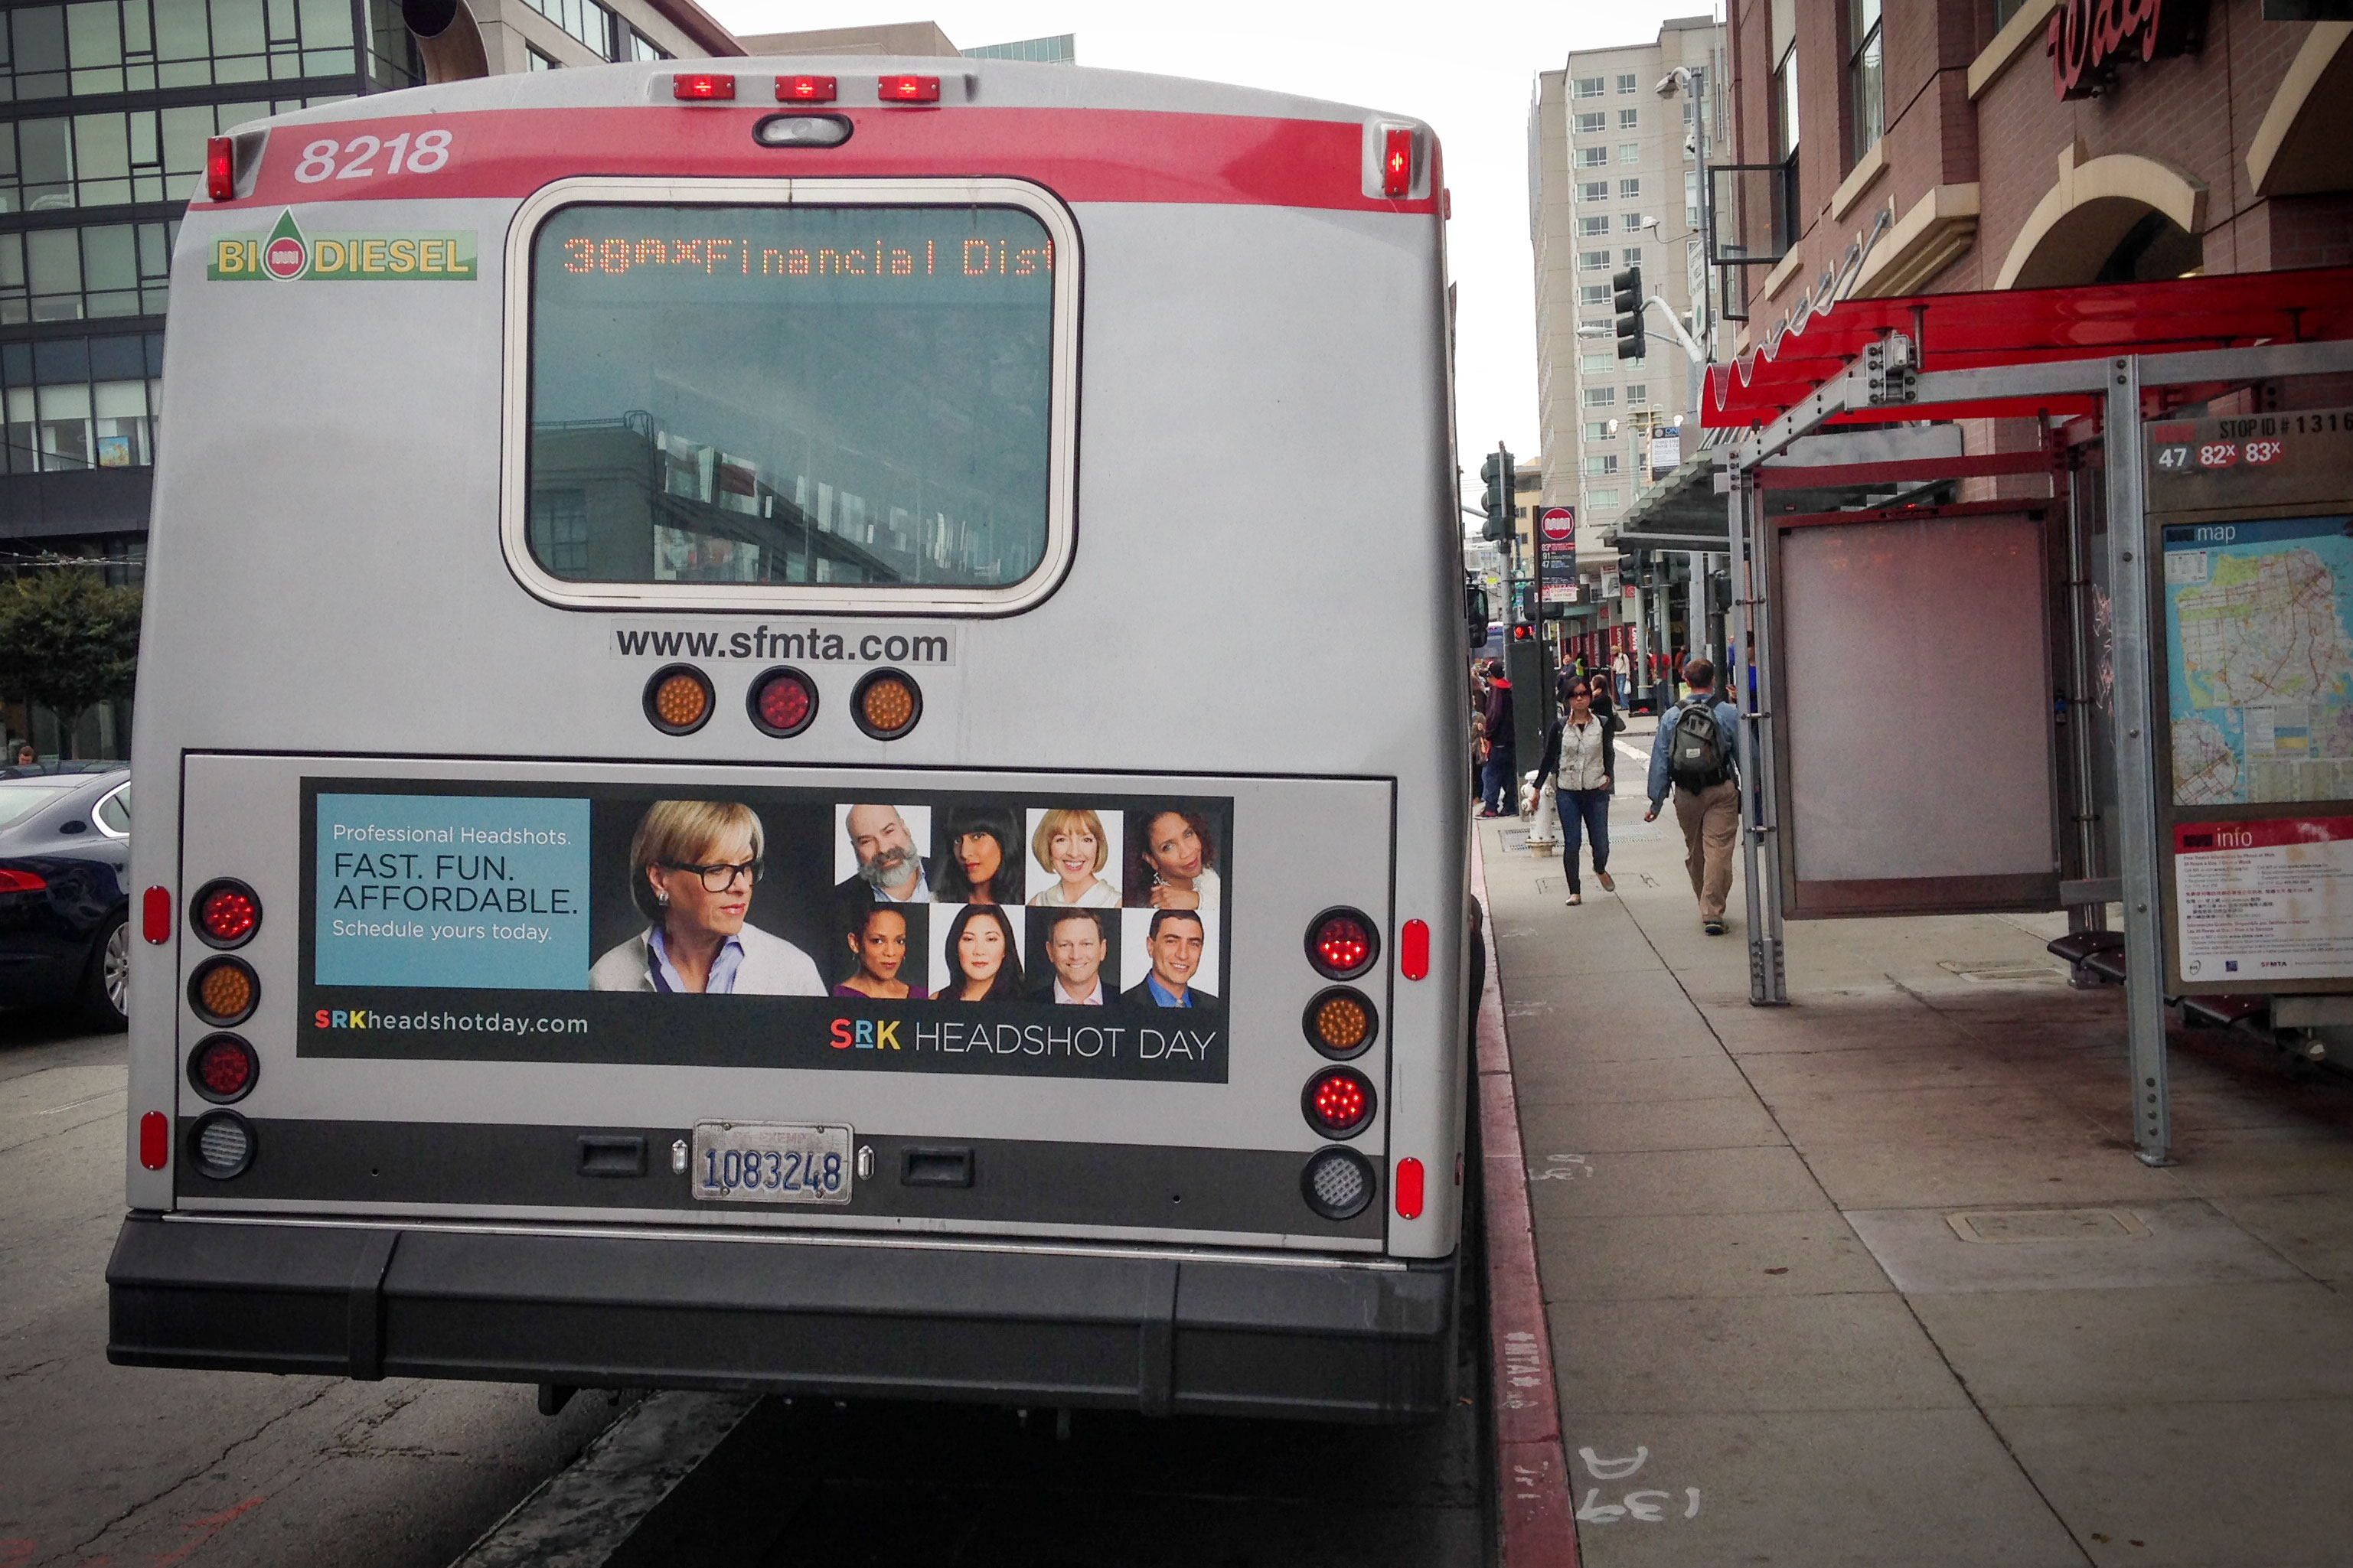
{"left": 1382, "top": 127, "right": 1412, "bottom": 198}
{"left": 197, "top": 884, "right": 259, "bottom": 946}
{"left": 1306, "top": 908, "right": 1379, "bottom": 980}
{"left": 1395, "top": 1157, "right": 1425, "bottom": 1219}
{"left": 143, "top": 885, "right": 171, "bottom": 943}
{"left": 205, "top": 135, "right": 234, "bottom": 200}
{"left": 139, "top": 1110, "right": 169, "bottom": 1170}
{"left": 748, "top": 667, "right": 818, "bottom": 738}
{"left": 1304, "top": 1068, "right": 1376, "bottom": 1137}
{"left": 672, "top": 73, "right": 736, "bottom": 100}
{"left": 878, "top": 73, "right": 941, "bottom": 103}
{"left": 1399, "top": 918, "right": 1430, "bottom": 980}
{"left": 191, "top": 1034, "right": 258, "bottom": 1103}
{"left": 0, "top": 866, "right": 47, "bottom": 893}
{"left": 777, "top": 73, "right": 836, "bottom": 102}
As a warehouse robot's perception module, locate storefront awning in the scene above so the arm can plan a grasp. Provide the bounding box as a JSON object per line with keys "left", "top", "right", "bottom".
{"left": 1705, "top": 264, "right": 2353, "bottom": 431}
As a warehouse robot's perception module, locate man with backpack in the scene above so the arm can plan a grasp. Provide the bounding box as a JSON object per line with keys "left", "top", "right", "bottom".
{"left": 1644, "top": 657, "right": 1741, "bottom": 935}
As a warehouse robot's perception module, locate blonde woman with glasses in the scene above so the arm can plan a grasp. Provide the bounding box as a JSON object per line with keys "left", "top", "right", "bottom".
{"left": 590, "top": 799, "right": 827, "bottom": 994}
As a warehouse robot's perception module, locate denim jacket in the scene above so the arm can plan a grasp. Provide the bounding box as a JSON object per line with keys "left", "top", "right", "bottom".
{"left": 1646, "top": 697, "right": 1741, "bottom": 807}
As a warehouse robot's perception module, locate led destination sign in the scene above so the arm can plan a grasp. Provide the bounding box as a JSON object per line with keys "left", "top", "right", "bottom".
{"left": 557, "top": 233, "right": 1052, "bottom": 282}
{"left": 538, "top": 205, "right": 1055, "bottom": 298}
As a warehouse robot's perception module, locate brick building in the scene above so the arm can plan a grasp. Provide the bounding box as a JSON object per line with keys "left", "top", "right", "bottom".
{"left": 1718, "top": 0, "right": 2351, "bottom": 354}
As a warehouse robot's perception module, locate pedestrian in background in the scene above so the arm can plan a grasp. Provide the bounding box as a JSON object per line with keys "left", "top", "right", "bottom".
{"left": 1611, "top": 646, "right": 1631, "bottom": 707}
{"left": 1479, "top": 662, "right": 1516, "bottom": 817}
{"left": 1645, "top": 657, "right": 1741, "bottom": 934}
{"left": 1535, "top": 676, "right": 1617, "bottom": 905}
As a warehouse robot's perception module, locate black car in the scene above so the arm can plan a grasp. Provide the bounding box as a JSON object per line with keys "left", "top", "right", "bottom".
{"left": 0, "top": 767, "right": 131, "bottom": 1029}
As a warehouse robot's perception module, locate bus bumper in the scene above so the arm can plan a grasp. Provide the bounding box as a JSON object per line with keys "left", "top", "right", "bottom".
{"left": 106, "top": 1214, "right": 1457, "bottom": 1424}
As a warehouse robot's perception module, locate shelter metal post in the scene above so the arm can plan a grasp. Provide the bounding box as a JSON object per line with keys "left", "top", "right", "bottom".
{"left": 2103, "top": 354, "right": 2172, "bottom": 1165}
{"left": 1731, "top": 461, "right": 1787, "bottom": 1004}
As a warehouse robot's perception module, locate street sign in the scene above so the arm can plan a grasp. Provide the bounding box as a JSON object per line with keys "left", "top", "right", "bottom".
{"left": 1539, "top": 506, "right": 1574, "bottom": 543}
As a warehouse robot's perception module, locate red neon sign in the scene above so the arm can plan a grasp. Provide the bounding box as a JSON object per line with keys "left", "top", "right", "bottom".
{"left": 2047, "top": 0, "right": 2205, "bottom": 101}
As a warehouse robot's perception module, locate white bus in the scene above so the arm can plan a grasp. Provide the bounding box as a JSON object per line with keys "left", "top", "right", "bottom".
{"left": 108, "top": 57, "right": 1470, "bottom": 1423}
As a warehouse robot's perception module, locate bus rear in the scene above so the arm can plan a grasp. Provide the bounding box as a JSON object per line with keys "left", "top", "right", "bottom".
{"left": 108, "top": 59, "right": 1470, "bottom": 1422}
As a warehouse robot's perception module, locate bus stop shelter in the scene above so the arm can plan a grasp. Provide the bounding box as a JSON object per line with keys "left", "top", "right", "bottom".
{"left": 1705, "top": 265, "right": 2353, "bottom": 1165}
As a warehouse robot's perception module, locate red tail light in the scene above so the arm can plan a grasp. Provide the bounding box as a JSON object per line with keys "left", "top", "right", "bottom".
{"left": 672, "top": 73, "right": 736, "bottom": 100}
{"left": 1395, "top": 1157, "right": 1425, "bottom": 1219}
{"left": 190, "top": 1034, "right": 258, "bottom": 1103}
{"left": 878, "top": 73, "right": 940, "bottom": 103}
{"left": 142, "top": 885, "right": 171, "bottom": 943}
{"left": 1303, "top": 1067, "right": 1376, "bottom": 1138}
{"left": 747, "top": 666, "right": 818, "bottom": 738}
{"left": 1399, "top": 918, "right": 1431, "bottom": 980}
{"left": 1306, "top": 908, "right": 1379, "bottom": 980}
{"left": 0, "top": 867, "right": 47, "bottom": 893}
{"left": 205, "top": 135, "right": 234, "bottom": 200}
{"left": 777, "top": 73, "right": 837, "bottom": 102}
{"left": 1381, "top": 127, "right": 1412, "bottom": 197}
{"left": 139, "top": 1110, "right": 168, "bottom": 1170}
{"left": 193, "top": 879, "right": 261, "bottom": 948}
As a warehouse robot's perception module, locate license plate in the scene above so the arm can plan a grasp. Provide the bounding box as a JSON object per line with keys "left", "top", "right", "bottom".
{"left": 690, "top": 1122, "right": 853, "bottom": 1205}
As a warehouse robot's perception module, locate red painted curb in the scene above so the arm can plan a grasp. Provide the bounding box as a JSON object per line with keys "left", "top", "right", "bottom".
{"left": 1472, "top": 831, "right": 1583, "bottom": 1568}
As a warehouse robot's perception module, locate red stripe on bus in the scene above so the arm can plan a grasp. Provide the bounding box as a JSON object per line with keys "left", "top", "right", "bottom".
{"left": 221, "top": 108, "right": 1441, "bottom": 215}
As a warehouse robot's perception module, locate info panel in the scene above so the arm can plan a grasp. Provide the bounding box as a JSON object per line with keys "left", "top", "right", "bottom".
{"left": 2150, "top": 403, "right": 2353, "bottom": 993}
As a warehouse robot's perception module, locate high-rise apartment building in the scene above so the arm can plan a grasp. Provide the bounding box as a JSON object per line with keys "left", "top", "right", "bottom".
{"left": 1529, "top": 15, "right": 1724, "bottom": 669}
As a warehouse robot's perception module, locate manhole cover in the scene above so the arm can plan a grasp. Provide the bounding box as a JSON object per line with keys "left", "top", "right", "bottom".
{"left": 1936, "top": 959, "right": 2064, "bottom": 983}
{"left": 1947, "top": 1208, "right": 2151, "bottom": 1244}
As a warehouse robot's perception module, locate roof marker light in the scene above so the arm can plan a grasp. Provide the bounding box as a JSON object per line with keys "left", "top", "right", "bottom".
{"left": 1382, "top": 127, "right": 1413, "bottom": 198}
{"left": 777, "top": 73, "right": 836, "bottom": 102}
{"left": 672, "top": 72, "right": 736, "bottom": 100}
{"left": 878, "top": 73, "right": 941, "bottom": 103}
{"left": 205, "top": 135, "right": 235, "bottom": 201}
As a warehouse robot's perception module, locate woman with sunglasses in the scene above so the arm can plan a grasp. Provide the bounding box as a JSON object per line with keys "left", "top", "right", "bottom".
{"left": 1533, "top": 677, "right": 1617, "bottom": 906}
{"left": 590, "top": 799, "right": 827, "bottom": 994}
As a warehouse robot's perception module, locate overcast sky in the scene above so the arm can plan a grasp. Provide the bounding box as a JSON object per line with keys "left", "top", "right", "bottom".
{"left": 700, "top": 0, "right": 1718, "bottom": 504}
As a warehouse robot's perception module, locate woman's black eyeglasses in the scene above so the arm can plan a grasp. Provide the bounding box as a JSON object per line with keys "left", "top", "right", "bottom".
{"left": 659, "top": 859, "right": 765, "bottom": 892}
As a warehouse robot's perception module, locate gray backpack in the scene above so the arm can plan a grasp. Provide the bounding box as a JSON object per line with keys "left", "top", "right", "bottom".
{"left": 1666, "top": 700, "right": 1731, "bottom": 791}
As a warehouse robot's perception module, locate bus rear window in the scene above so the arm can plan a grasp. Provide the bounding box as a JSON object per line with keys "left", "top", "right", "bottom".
{"left": 526, "top": 203, "right": 1056, "bottom": 592}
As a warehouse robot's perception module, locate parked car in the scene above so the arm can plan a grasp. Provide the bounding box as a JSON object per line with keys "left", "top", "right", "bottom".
{"left": 0, "top": 767, "right": 130, "bottom": 1028}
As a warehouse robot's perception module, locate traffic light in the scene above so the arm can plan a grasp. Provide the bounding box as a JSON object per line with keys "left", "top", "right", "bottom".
{"left": 1612, "top": 266, "right": 1645, "bottom": 360}
{"left": 1479, "top": 447, "right": 1516, "bottom": 543}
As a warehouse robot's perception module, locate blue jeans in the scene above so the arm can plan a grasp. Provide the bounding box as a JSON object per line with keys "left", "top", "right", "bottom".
{"left": 1561, "top": 786, "right": 1611, "bottom": 892}
{"left": 1481, "top": 748, "right": 1516, "bottom": 813}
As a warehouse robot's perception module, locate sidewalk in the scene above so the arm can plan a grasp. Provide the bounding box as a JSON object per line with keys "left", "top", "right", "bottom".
{"left": 1478, "top": 785, "right": 2353, "bottom": 1567}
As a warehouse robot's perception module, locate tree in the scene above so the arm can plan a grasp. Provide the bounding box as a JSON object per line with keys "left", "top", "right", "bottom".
{"left": 0, "top": 572, "right": 141, "bottom": 758}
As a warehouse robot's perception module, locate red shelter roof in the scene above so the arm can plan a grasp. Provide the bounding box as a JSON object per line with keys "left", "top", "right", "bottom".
{"left": 1704, "top": 265, "right": 2353, "bottom": 430}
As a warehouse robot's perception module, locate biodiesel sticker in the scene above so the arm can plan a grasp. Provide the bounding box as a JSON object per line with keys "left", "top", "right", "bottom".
{"left": 208, "top": 208, "right": 476, "bottom": 282}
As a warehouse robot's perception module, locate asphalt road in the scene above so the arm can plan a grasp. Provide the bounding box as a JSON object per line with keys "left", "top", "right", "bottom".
{"left": 1, "top": 1015, "right": 1491, "bottom": 1567}
{"left": 0, "top": 1015, "right": 622, "bottom": 1568}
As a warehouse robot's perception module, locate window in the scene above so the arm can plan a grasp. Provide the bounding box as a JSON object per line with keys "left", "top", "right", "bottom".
{"left": 1621, "top": 213, "right": 1646, "bottom": 233}
{"left": 0, "top": 219, "right": 176, "bottom": 321}
{"left": 1618, "top": 178, "right": 1640, "bottom": 200}
{"left": 1621, "top": 247, "right": 1642, "bottom": 266}
{"left": 1849, "top": 0, "right": 1884, "bottom": 164}
{"left": 1686, "top": 170, "right": 1700, "bottom": 227}
{"left": 1588, "top": 487, "right": 1620, "bottom": 507}
{"left": 0, "top": 331, "right": 164, "bottom": 474}
{"left": 1618, "top": 142, "right": 1640, "bottom": 164}
{"left": 625, "top": 28, "right": 668, "bottom": 61}
{"left": 521, "top": 0, "right": 623, "bottom": 59}
{"left": 524, "top": 197, "right": 1067, "bottom": 601}
{"left": 527, "top": 45, "right": 559, "bottom": 70}
{"left": 1578, "top": 283, "right": 1611, "bottom": 305}
{"left": 0, "top": 0, "right": 358, "bottom": 103}
{"left": 1584, "top": 455, "right": 1620, "bottom": 476}
{"left": 1579, "top": 215, "right": 1608, "bottom": 237}
{"left": 1579, "top": 351, "right": 1613, "bottom": 373}
{"left": 1615, "top": 72, "right": 1637, "bottom": 93}
{"left": 1575, "top": 111, "right": 1606, "bottom": 135}
{"left": 1773, "top": 41, "right": 1800, "bottom": 165}
{"left": 1578, "top": 249, "right": 1609, "bottom": 271}
{"left": 0, "top": 96, "right": 308, "bottom": 214}
{"left": 1579, "top": 180, "right": 1609, "bottom": 202}
{"left": 1618, "top": 108, "right": 1638, "bottom": 129}
{"left": 1583, "top": 420, "right": 1614, "bottom": 441}
{"left": 1625, "top": 383, "right": 1650, "bottom": 405}
{"left": 1582, "top": 386, "right": 1616, "bottom": 408}
{"left": 1576, "top": 146, "right": 1607, "bottom": 168}
{"left": 1573, "top": 75, "right": 1604, "bottom": 97}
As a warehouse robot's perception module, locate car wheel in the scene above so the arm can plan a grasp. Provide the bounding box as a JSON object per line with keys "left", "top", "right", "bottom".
{"left": 81, "top": 911, "right": 129, "bottom": 1032}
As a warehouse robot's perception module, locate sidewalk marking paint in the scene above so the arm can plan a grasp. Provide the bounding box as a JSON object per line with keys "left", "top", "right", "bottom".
{"left": 1578, "top": 1446, "right": 1647, "bottom": 1480}
{"left": 1530, "top": 1155, "right": 1594, "bottom": 1180}
{"left": 1472, "top": 826, "right": 1582, "bottom": 1568}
